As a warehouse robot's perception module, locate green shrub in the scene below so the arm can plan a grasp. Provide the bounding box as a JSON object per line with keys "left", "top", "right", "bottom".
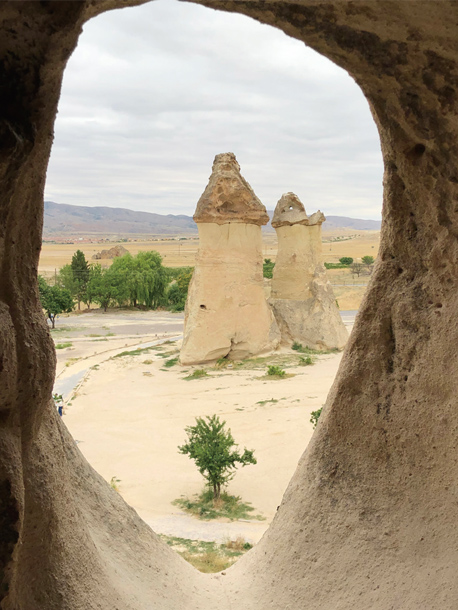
{"left": 55, "top": 342, "right": 72, "bottom": 349}
{"left": 263, "top": 258, "right": 275, "bottom": 279}
{"left": 299, "top": 356, "right": 314, "bottom": 366}
{"left": 339, "top": 257, "right": 353, "bottom": 266}
{"left": 164, "top": 357, "right": 179, "bottom": 367}
{"left": 267, "top": 365, "right": 286, "bottom": 377}
{"left": 324, "top": 262, "right": 349, "bottom": 269}
{"left": 184, "top": 369, "right": 209, "bottom": 380}
{"left": 310, "top": 408, "right": 323, "bottom": 428}
{"left": 173, "top": 489, "right": 263, "bottom": 521}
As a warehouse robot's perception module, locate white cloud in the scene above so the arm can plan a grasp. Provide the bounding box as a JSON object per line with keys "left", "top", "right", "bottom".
{"left": 44, "top": 0, "right": 383, "bottom": 219}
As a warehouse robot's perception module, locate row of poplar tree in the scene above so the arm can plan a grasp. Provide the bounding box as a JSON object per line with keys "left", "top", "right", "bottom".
{"left": 38, "top": 250, "right": 193, "bottom": 327}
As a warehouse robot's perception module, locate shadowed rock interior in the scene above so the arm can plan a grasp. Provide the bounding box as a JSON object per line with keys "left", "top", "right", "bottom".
{"left": 1, "top": 1, "right": 458, "bottom": 608}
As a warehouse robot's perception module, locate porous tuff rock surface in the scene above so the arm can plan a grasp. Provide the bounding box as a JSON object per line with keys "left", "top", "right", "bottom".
{"left": 270, "top": 193, "right": 348, "bottom": 349}
{"left": 181, "top": 156, "right": 280, "bottom": 364}
{"left": 271, "top": 191, "right": 325, "bottom": 227}
{"left": 193, "top": 152, "right": 270, "bottom": 226}
{"left": 2, "top": 2, "right": 458, "bottom": 609}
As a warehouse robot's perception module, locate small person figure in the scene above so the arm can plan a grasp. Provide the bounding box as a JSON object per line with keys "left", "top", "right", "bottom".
{"left": 53, "top": 393, "right": 64, "bottom": 417}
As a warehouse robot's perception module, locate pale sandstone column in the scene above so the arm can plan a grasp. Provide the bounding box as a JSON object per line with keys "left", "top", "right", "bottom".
{"left": 180, "top": 153, "right": 280, "bottom": 364}
{"left": 270, "top": 192, "right": 348, "bottom": 349}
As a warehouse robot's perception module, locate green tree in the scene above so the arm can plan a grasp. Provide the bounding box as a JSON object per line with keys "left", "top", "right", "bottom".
{"left": 109, "top": 251, "right": 167, "bottom": 308}
{"left": 86, "top": 264, "right": 116, "bottom": 312}
{"left": 362, "top": 255, "right": 375, "bottom": 266}
{"left": 38, "top": 275, "right": 74, "bottom": 328}
{"left": 166, "top": 268, "right": 194, "bottom": 312}
{"left": 339, "top": 257, "right": 353, "bottom": 266}
{"left": 178, "top": 415, "right": 257, "bottom": 501}
{"left": 71, "top": 250, "right": 90, "bottom": 310}
{"left": 176, "top": 268, "right": 193, "bottom": 293}
{"left": 134, "top": 251, "right": 168, "bottom": 308}
{"left": 57, "top": 263, "right": 78, "bottom": 293}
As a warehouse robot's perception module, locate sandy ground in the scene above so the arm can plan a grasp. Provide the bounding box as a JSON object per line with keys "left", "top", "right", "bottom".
{"left": 57, "top": 310, "right": 354, "bottom": 543}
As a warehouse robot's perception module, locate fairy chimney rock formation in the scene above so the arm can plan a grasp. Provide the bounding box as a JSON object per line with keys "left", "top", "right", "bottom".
{"left": 270, "top": 192, "right": 348, "bottom": 350}
{"left": 180, "top": 153, "right": 280, "bottom": 364}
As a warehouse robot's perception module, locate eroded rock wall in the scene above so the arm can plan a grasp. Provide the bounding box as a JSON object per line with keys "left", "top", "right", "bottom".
{"left": 1, "top": 1, "right": 458, "bottom": 610}
{"left": 181, "top": 222, "right": 280, "bottom": 363}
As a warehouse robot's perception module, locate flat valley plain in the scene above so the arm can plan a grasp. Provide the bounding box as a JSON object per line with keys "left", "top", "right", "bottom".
{"left": 40, "top": 228, "right": 380, "bottom": 311}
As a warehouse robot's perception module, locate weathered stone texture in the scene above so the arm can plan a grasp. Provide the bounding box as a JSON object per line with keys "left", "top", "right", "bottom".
{"left": 193, "top": 152, "right": 269, "bottom": 226}
{"left": 270, "top": 193, "right": 347, "bottom": 349}
{"left": 1, "top": 1, "right": 458, "bottom": 609}
{"left": 181, "top": 154, "right": 279, "bottom": 364}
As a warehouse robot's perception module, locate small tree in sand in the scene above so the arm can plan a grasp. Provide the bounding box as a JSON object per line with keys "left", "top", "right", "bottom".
{"left": 178, "top": 415, "right": 257, "bottom": 501}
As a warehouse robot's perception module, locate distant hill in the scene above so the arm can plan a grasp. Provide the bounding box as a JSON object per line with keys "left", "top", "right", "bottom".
{"left": 43, "top": 201, "right": 197, "bottom": 237}
{"left": 263, "top": 211, "right": 380, "bottom": 232}
{"left": 320, "top": 215, "right": 381, "bottom": 231}
{"left": 43, "top": 201, "right": 381, "bottom": 238}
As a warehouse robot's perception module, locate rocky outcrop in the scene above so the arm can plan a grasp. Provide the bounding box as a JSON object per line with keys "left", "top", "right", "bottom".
{"left": 269, "top": 193, "right": 348, "bottom": 349}
{"left": 2, "top": 3, "right": 458, "bottom": 610}
{"left": 92, "top": 244, "right": 128, "bottom": 260}
{"left": 180, "top": 153, "right": 280, "bottom": 364}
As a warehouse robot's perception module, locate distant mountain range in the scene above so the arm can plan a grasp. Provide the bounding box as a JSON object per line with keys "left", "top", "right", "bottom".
{"left": 43, "top": 201, "right": 381, "bottom": 238}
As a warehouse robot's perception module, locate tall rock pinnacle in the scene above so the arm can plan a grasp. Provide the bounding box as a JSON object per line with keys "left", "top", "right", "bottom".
{"left": 180, "top": 153, "right": 280, "bottom": 364}
{"left": 269, "top": 192, "right": 348, "bottom": 350}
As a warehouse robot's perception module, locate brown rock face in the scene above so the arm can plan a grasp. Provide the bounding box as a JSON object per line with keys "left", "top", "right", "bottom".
{"left": 271, "top": 191, "right": 309, "bottom": 227}
{"left": 181, "top": 154, "right": 280, "bottom": 364}
{"left": 92, "top": 244, "right": 129, "bottom": 260}
{"left": 2, "top": 2, "right": 458, "bottom": 610}
{"left": 270, "top": 193, "right": 347, "bottom": 349}
{"left": 193, "top": 152, "right": 270, "bottom": 226}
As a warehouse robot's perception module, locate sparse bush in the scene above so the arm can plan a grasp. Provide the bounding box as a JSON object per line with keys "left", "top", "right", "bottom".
{"left": 110, "top": 476, "right": 121, "bottom": 491}
{"left": 225, "top": 537, "right": 252, "bottom": 551}
{"left": 263, "top": 258, "right": 275, "bottom": 279}
{"left": 184, "top": 369, "right": 208, "bottom": 380}
{"left": 267, "top": 365, "right": 286, "bottom": 377}
{"left": 299, "top": 356, "right": 314, "bottom": 366}
{"left": 173, "top": 489, "right": 263, "bottom": 521}
{"left": 215, "top": 357, "right": 229, "bottom": 368}
{"left": 310, "top": 408, "right": 323, "bottom": 429}
{"left": 164, "top": 357, "right": 178, "bottom": 367}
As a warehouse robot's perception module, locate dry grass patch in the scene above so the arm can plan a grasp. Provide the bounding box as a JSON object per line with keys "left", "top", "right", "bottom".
{"left": 160, "top": 535, "right": 253, "bottom": 573}
{"left": 173, "top": 489, "right": 264, "bottom": 521}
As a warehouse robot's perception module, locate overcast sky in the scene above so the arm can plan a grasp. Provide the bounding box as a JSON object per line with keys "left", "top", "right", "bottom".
{"left": 44, "top": 0, "right": 384, "bottom": 220}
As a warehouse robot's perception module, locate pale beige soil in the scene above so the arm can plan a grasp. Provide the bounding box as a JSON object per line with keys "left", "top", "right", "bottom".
{"left": 60, "top": 310, "right": 353, "bottom": 543}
